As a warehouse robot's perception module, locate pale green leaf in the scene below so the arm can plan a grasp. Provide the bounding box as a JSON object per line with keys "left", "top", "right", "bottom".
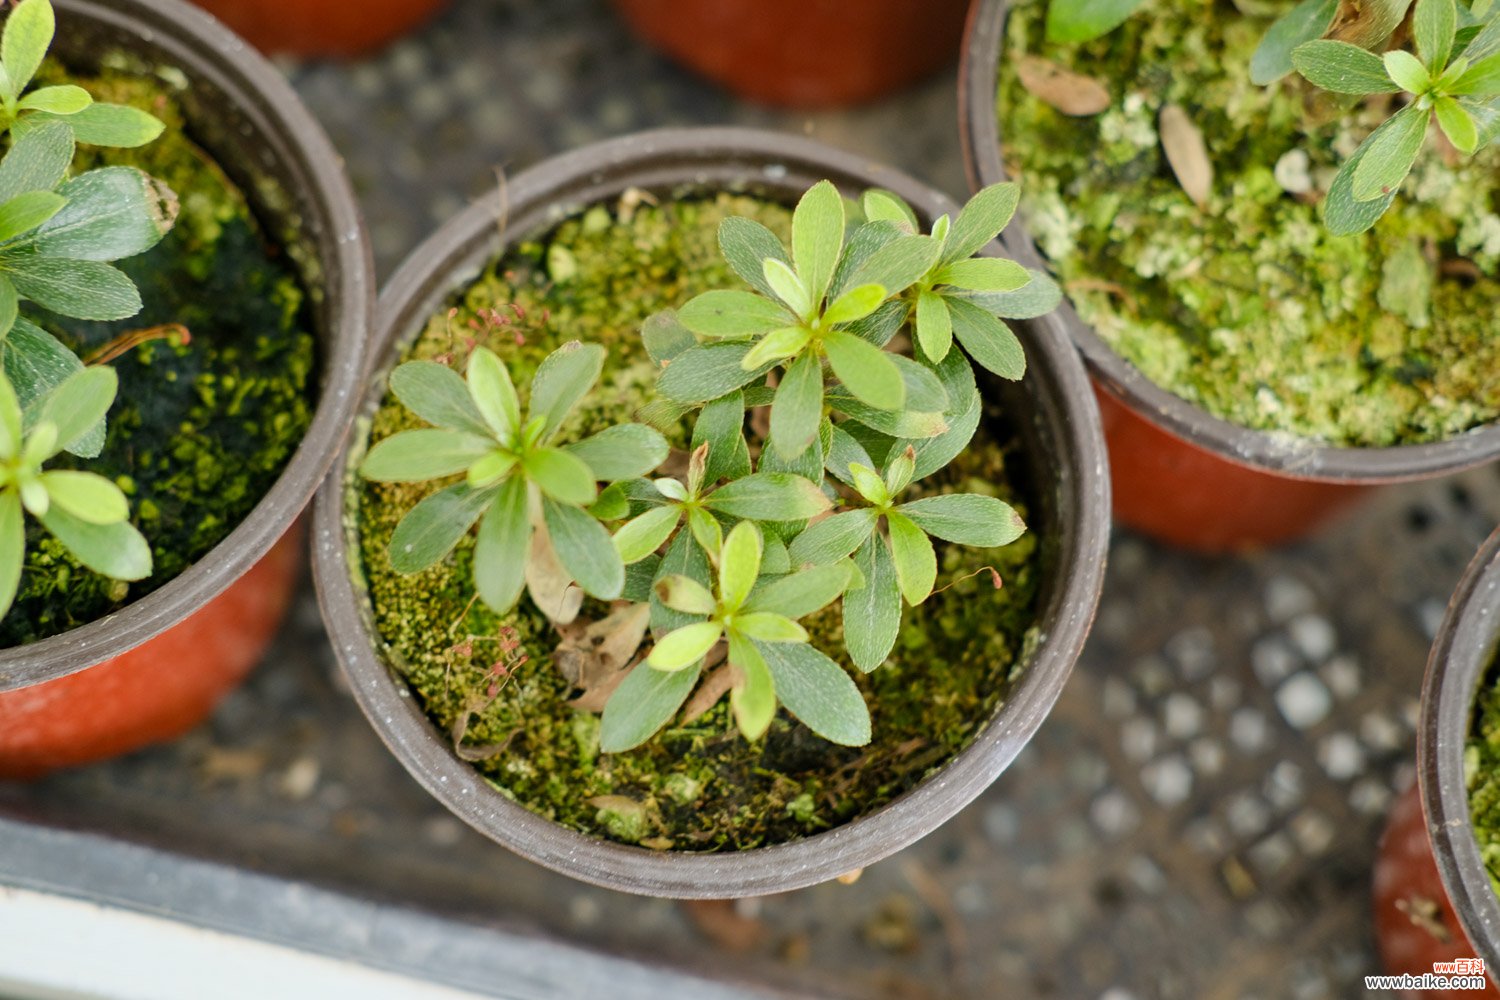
{"left": 648, "top": 620, "right": 723, "bottom": 670}
{"left": 899, "top": 493, "right": 1027, "bottom": 546}
{"left": 1385, "top": 49, "right": 1433, "bottom": 92}
{"left": 1415, "top": 0, "right": 1458, "bottom": 70}
{"left": 757, "top": 640, "right": 870, "bottom": 746}
{"left": 544, "top": 496, "right": 623, "bottom": 599}
{"left": 388, "top": 483, "right": 496, "bottom": 574}
{"left": 0, "top": 120, "right": 72, "bottom": 204}
{"left": 1451, "top": 52, "right": 1500, "bottom": 95}
{"left": 1293, "top": 40, "right": 1402, "bottom": 94}
{"left": 37, "top": 102, "right": 163, "bottom": 147}
{"left": 5, "top": 319, "right": 93, "bottom": 454}
{"left": 786, "top": 509, "right": 877, "bottom": 566}
{"left": 933, "top": 257, "right": 1031, "bottom": 292}
{"left": 861, "top": 189, "right": 918, "bottom": 231}
{"left": 599, "top": 659, "right": 700, "bottom": 752}
{"left": 848, "top": 234, "right": 941, "bottom": 296}
{"left": 734, "top": 611, "right": 807, "bottom": 643}
{"left": 769, "top": 350, "right": 824, "bottom": 460}
{"left": 888, "top": 352, "right": 950, "bottom": 414}
{"left": 389, "top": 360, "right": 492, "bottom": 436}
{"left": 942, "top": 182, "right": 1022, "bottom": 262}
{"left": 473, "top": 475, "right": 530, "bottom": 613}
{"left": 524, "top": 447, "right": 598, "bottom": 505}
{"left": 528, "top": 340, "right": 605, "bottom": 439}
{"left": 679, "top": 289, "right": 792, "bottom": 337}
{"left": 705, "top": 471, "right": 831, "bottom": 521}
{"left": 791, "top": 180, "right": 845, "bottom": 308}
{"left": 1046, "top": 0, "right": 1150, "bottom": 43}
{"left": 465, "top": 346, "right": 521, "bottom": 442}
{"left": 0, "top": 190, "right": 62, "bottom": 243}
{"left": 41, "top": 505, "right": 151, "bottom": 581}
{"left": 964, "top": 268, "right": 1063, "bottom": 319}
{"left": 949, "top": 297, "right": 1028, "bottom": 379}
{"left": 18, "top": 84, "right": 90, "bottom": 115}
{"left": 565, "top": 423, "right": 669, "bottom": 481}
{"left": 0, "top": 489, "right": 21, "bottom": 616}
{"left": 915, "top": 290, "right": 953, "bottom": 361}
{"left": 1436, "top": 95, "right": 1480, "bottom": 151}
{"left": 614, "top": 504, "right": 681, "bottom": 563}
{"left": 741, "top": 325, "right": 812, "bottom": 370}
{"left": 763, "top": 258, "right": 813, "bottom": 318}
{"left": 5, "top": 257, "right": 140, "bottom": 320}
{"left": 0, "top": 274, "right": 15, "bottom": 339}
{"left": 727, "top": 633, "right": 776, "bottom": 740}
{"left": 32, "top": 365, "right": 115, "bottom": 457}
{"left": 886, "top": 511, "right": 937, "bottom": 606}
{"left": 465, "top": 450, "right": 518, "bottom": 489}
{"left": 687, "top": 506, "right": 723, "bottom": 563}
{"left": 0, "top": 358, "right": 18, "bottom": 458}
{"left": 2, "top": 0, "right": 55, "bottom": 100}
{"left": 744, "top": 559, "right": 853, "bottom": 618}
{"left": 359, "top": 428, "right": 494, "bottom": 482}
{"left": 847, "top": 462, "right": 889, "bottom": 505}
{"left": 1351, "top": 103, "right": 1432, "bottom": 201}
{"left": 41, "top": 470, "right": 127, "bottom": 524}
{"left": 823, "top": 283, "right": 887, "bottom": 326}
{"left": 718, "top": 215, "right": 789, "bottom": 298}
{"left": 654, "top": 573, "right": 716, "bottom": 615}
{"left": 823, "top": 329, "right": 904, "bottom": 410}
{"left": 718, "top": 519, "right": 763, "bottom": 610}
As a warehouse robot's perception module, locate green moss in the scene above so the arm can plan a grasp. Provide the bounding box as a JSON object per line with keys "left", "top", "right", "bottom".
{"left": 997, "top": 0, "right": 1500, "bottom": 446}
{"left": 356, "top": 191, "right": 1043, "bottom": 851}
{"left": 0, "top": 62, "right": 316, "bottom": 646}
{"left": 1468, "top": 660, "right": 1500, "bottom": 894}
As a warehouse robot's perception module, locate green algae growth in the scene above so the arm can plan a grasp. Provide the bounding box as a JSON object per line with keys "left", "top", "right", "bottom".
{"left": 0, "top": 59, "right": 316, "bottom": 647}
{"left": 355, "top": 191, "right": 1043, "bottom": 851}
{"left": 997, "top": 0, "right": 1500, "bottom": 447}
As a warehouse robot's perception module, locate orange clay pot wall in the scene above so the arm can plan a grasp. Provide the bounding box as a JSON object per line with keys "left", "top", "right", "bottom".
{"left": 189, "top": 0, "right": 449, "bottom": 58}
{"left": 609, "top": 0, "right": 970, "bottom": 107}
{"left": 0, "top": 526, "right": 302, "bottom": 780}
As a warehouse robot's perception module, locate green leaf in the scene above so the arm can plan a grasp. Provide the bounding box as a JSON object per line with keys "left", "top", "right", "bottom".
{"left": 762, "top": 258, "right": 813, "bottom": 318}
{"left": 888, "top": 353, "right": 950, "bottom": 413}
{"left": 948, "top": 297, "right": 1027, "bottom": 379}
{"left": 844, "top": 533, "right": 901, "bottom": 672}
{"left": 1351, "top": 103, "right": 1432, "bottom": 201}
{"left": 830, "top": 221, "right": 903, "bottom": 300}
{"left": 824, "top": 423, "right": 875, "bottom": 488}
{"left": 734, "top": 611, "right": 806, "bottom": 642}
{"left": 943, "top": 182, "right": 1022, "bottom": 262}
{"left": 744, "top": 559, "right": 853, "bottom": 618}
{"left": 1460, "top": 97, "right": 1500, "bottom": 143}
{"left": 472, "top": 474, "right": 530, "bottom": 613}
{"left": 0, "top": 489, "right": 21, "bottom": 617}
{"left": 705, "top": 472, "right": 831, "bottom": 521}
{"left": 899, "top": 493, "right": 1027, "bottom": 546}
{"left": 1251, "top": 0, "right": 1339, "bottom": 85}
{"left": 727, "top": 633, "right": 776, "bottom": 740}
{"left": 884, "top": 446, "right": 916, "bottom": 495}
{"left": 389, "top": 360, "right": 492, "bottom": 437}
{"left": 622, "top": 553, "right": 661, "bottom": 602}
{"left": 762, "top": 535, "right": 791, "bottom": 575}
{"left": 1293, "top": 40, "right": 1402, "bottom": 94}
{"left": 522, "top": 447, "right": 597, "bottom": 505}
{"left": 907, "top": 389, "right": 981, "bottom": 480}
{"left": 0, "top": 350, "right": 17, "bottom": 458}
{"left": 687, "top": 506, "right": 723, "bottom": 565}
{"left": 40, "top": 506, "right": 151, "bottom": 581}
{"left": 933, "top": 257, "right": 1031, "bottom": 292}
{"left": 654, "top": 573, "right": 717, "bottom": 615}
{"left": 741, "top": 325, "right": 812, "bottom": 370}
{"left": 4, "top": 318, "right": 91, "bottom": 453}
{"left": 1415, "top": 0, "right": 1458, "bottom": 70}
{"left": 718, "top": 215, "right": 789, "bottom": 299}
{"left": 0, "top": 190, "right": 62, "bottom": 243}
{"left": 465, "top": 450, "right": 517, "bottom": 489}
{"left": 718, "top": 520, "right": 763, "bottom": 610}
{"left": 2, "top": 0, "right": 55, "bottom": 100}
{"left": 1045, "top": 0, "right": 1149, "bottom": 41}
{"left": 650, "top": 528, "right": 712, "bottom": 635}
{"left": 679, "top": 289, "right": 792, "bottom": 337}
{"left": 829, "top": 390, "right": 947, "bottom": 439}
{"left": 1463, "top": 14, "right": 1500, "bottom": 61}
{"left": 1451, "top": 52, "right": 1500, "bottom": 95}
{"left": 787, "top": 509, "right": 878, "bottom": 565}
{"left": 792, "top": 180, "right": 844, "bottom": 308}
{"left": 1436, "top": 95, "right": 1480, "bottom": 151}
{"left": 614, "top": 504, "right": 681, "bottom": 563}
{"left": 0, "top": 120, "right": 71, "bottom": 204}
{"left": 464, "top": 346, "right": 521, "bottom": 442}
{"left": 757, "top": 640, "right": 870, "bottom": 746}
{"left": 848, "top": 234, "right": 942, "bottom": 297}
{"left": 691, "top": 391, "right": 751, "bottom": 483}
{"left": 565, "top": 423, "right": 668, "bottom": 481}
{"left": 822, "top": 329, "right": 905, "bottom": 410}
{"left": 641, "top": 310, "right": 696, "bottom": 365}
{"left": 0, "top": 274, "right": 15, "bottom": 339}
{"left": 915, "top": 290, "right": 953, "bottom": 361}
{"left": 5, "top": 257, "right": 141, "bottom": 320}
{"left": 823, "top": 283, "right": 887, "bottom": 326}
{"left": 658, "top": 342, "right": 771, "bottom": 403}
{"left": 599, "top": 659, "right": 701, "bottom": 752}
{"left": 26, "top": 168, "right": 176, "bottom": 262}
{"left": 45, "top": 102, "right": 164, "bottom": 148}
{"left": 31, "top": 364, "right": 114, "bottom": 457}
{"left": 359, "top": 428, "right": 495, "bottom": 482}
{"left": 886, "top": 511, "right": 937, "bottom": 606}
{"left": 1323, "top": 133, "right": 1399, "bottom": 234}
{"left": 861, "top": 189, "right": 918, "bottom": 231}
{"left": 965, "top": 268, "right": 1063, "bottom": 319}
{"left": 842, "top": 298, "right": 907, "bottom": 348}
{"left": 388, "top": 483, "right": 496, "bottom": 574}
{"left": 17, "top": 84, "right": 89, "bottom": 115}
{"left": 543, "top": 496, "right": 623, "bottom": 599}
{"left": 1384, "top": 49, "right": 1433, "bottom": 92}
{"left": 528, "top": 341, "right": 605, "bottom": 440}
{"left": 769, "top": 350, "right": 824, "bottom": 460}
{"left": 648, "top": 620, "right": 723, "bottom": 670}
{"left": 41, "top": 470, "right": 127, "bottom": 524}
{"left": 847, "top": 462, "right": 889, "bottom": 505}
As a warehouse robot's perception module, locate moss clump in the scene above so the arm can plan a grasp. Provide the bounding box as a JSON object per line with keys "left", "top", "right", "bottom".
{"left": 0, "top": 61, "right": 316, "bottom": 646}
{"left": 356, "top": 191, "right": 1043, "bottom": 851}
{"left": 997, "top": 0, "right": 1500, "bottom": 446}
{"left": 1468, "top": 660, "right": 1500, "bottom": 894}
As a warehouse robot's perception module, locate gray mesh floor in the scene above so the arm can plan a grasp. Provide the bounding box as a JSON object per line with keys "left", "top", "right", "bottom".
{"left": 7, "top": 1, "right": 1500, "bottom": 997}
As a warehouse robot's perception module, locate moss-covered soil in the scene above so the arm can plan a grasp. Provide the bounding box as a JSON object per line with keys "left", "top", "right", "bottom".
{"left": 356, "top": 191, "right": 1043, "bottom": 851}
{"left": 997, "top": 0, "right": 1500, "bottom": 446}
{"left": 1467, "top": 659, "right": 1500, "bottom": 893}
{"left": 0, "top": 60, "right": 316, "bottom": 646}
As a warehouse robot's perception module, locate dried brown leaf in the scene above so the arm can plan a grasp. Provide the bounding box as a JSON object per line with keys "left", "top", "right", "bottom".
{"left": 680, "top": 656, "right": 734, "bottom": 724}
{"left": 1016, "top": 56, "right": 1110, "bottom": 116}
{"left": 1159, "top": 104, "right": 1213, "bottom": 209}
{"left": 526, "top": 516, "right": 583, "bottom": 624}
{"left": 561, "top": 603, "right": 653, "bottom": 712}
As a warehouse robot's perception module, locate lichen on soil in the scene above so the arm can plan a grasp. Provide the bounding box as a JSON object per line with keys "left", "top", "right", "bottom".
{"left": 0, "top": 59, "right": 316, "bottom": 646}
{"left": 997, "top": 0, "right": 1500, "bottom": 447}
{"left": 355, "top": 191, "right": 1043, "bottom": 850}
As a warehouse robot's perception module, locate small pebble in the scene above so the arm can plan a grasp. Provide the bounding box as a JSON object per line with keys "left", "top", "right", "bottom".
{"left": 1287, "top": 614, "right": 1337, "bottom": 662}
{"left": 1230, "top": 708, "right": 1270, "bottom": 753}
{"left": 1163, "top": 693, "right": 1204, "bottom": 739}
{"left": 1252, "top": 635, "right": 1299, "bottom": 686}
{"left": 1165, "top": 626, "right": 1216, "bottom": 680}
{"left": 1264, "top": 574, "right": 1317, "bottom": 622}
{"left": 1142, "top": 754, "right": 1192, "bottom": 807}
{"left": 1317, "top": 732, "right": 1364, "bottom": 781}
{"left": 1276, "top": 673, "right": 1332, "bottom": 729}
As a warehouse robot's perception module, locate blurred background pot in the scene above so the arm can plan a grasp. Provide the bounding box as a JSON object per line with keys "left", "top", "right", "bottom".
{"left": 314, "top": 127, "right": 1110, "bottom": 898}
{"left": 610, "top": 0, "right": 970, "bottom": 108}
{"left": 0, "top": 0, "right": 374, "bottom": 779}
{"left": 958, "top": 0, "right": 1500, "bottom": 554}
{"left": 189, "top": 0, "right": 449, "bottom": 58}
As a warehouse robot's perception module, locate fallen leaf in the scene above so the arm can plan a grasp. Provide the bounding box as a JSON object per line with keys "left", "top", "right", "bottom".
{"left": 560, "top": 602, "right": 652, "bottom": 712}
{"left": 1016, "top": 56, "right": 1110, "bottom": 116}
{"left": 526, "top": 515, "right": 583, "bottom": 624}
{"left": 1159, "top": 104, "right": 1214, "bottom": 208}
{"left": 679, "top": 653, "right": 733, "bottom": 723}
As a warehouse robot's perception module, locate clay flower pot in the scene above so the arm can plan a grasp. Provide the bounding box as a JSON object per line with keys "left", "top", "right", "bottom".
{"left": 314, "top": 127, "right": 1110, "bottom": 897}
{"left": 610, "top": 0, "right": 971, "bottom": 108}
{"left": 0, "top": 0, "right": 374, "bottom": 779}
{"left": 1372, "top": 529, "right": 1500, "bottom": 994}
{"left": 189, "top": 0, "right": 448, "bottom": 58}
{"left": 957, "top": 0, "right": 1500, "bottom": 553}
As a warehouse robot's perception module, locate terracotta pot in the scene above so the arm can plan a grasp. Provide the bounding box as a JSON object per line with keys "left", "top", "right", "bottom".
{"left": 313, "top": 127, "right": 1111, "bottom": 898}
{"left": 0, "top": 0, "right": 374, "bottom": 778}
{"left": 1370, "top": 529, "right": 1500, "bottom": 992}
{"left": 957, "top": 0, "right": 1500, "bottom": 554}
{"left": 188, "top": 0, "right": 448, "bottom": 59}
{"left": 609, "top": 0, "right": 970, "bottom": 108}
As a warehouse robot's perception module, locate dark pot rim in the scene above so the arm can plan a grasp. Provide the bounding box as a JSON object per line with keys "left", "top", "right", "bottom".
{"left": 1420, "top": 528, "right": 1500, "bottom": 972}
{"left": 0, "top": 0, "right": 375, "bottom": 692}
{"left": 312, "top": 126, "right": 1111, "bottom": 898}
{"left": 957, "top": 0, "right": 1500, "bottom": 485}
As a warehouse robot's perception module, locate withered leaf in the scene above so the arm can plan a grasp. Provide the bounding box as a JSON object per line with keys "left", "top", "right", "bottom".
{"left": 1016, "top": 56, "right": 1111, "bottom": 116}
{"left": 1159, "top": 104, "right": 1214, "bottom": 209}
{"left": 560, "top": 602, "right": 652, "bottom": 712}
{"left": 526, "top": 515, "right": 583, "bottom": 624}
{"left": 680, "top": 656, "right": 734, "bottom": 724}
